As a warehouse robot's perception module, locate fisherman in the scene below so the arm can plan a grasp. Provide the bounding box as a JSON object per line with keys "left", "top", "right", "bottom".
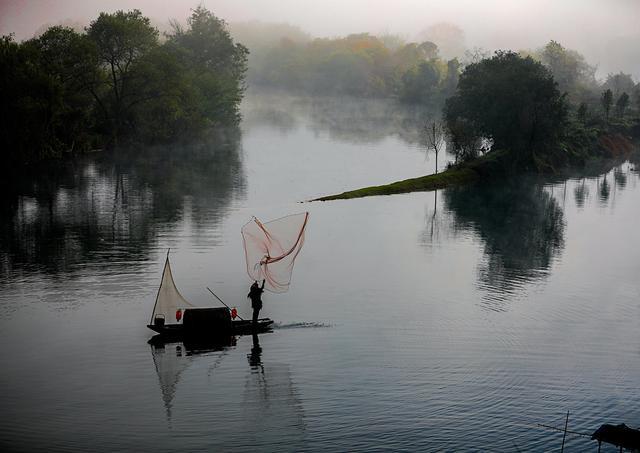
{"left": 248, "top": 279, "right": 266, "bottom": 328}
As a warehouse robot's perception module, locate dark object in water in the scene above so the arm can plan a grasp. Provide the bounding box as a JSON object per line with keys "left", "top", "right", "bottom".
{"left": 591, "top": 423, "right": 640, "bottom": 451}
{"left": 148, "top": 253, "right": 273, "bottom": 339}
{"left": 147, "top": 332, "right": 237, "bottom": 352}
{"left": 148, "top": 307, "right": 273, "bottom": 337}
{"left": 184, "top": 307, "right": 232, "bottom": 333}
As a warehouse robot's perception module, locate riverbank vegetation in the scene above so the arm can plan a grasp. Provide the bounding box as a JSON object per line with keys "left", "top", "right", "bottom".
{"left": 443, "top": 49, "right": 639, "bottom": 171}
{"left": 237, "top": 23, "right": 640, "bottom": 184}
{"left": 312, "top": 150, "right": 503, "bottom": 201}
{"left": 1, "top": 6, "right": 247, "bottom": 166}
{"left": 5, "top": 9, "right": 640, "bottom": 176}
{"left": 313, "top": 47, "right": 640, "bottom": 201}
{"left": 233, "top": 23, "right": 460, "bottom": 102}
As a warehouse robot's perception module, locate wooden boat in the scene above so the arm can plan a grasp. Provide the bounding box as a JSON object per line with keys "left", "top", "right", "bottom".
{"left": 147, "top": 253, "right": 273, "bottom": 338}
{"left": 147, "top": 312, "right": 274, "bottom": 337}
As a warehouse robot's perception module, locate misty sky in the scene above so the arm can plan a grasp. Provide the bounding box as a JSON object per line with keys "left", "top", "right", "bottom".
{"left": 2, "top": 0, "right": 638, "bottom": 78}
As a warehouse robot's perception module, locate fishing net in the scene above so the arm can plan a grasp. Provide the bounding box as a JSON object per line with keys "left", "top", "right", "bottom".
{"left": 241, "top": 212, "right": 309, "bottom": 293}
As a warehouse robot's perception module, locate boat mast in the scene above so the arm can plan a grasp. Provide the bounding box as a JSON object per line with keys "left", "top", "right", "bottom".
{"left": 149, "top": 248, "right": 170, "bottom": 325}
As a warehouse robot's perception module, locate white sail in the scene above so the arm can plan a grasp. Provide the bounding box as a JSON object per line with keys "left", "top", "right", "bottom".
{"left": 151, "top": 256, "right": 195, "bottom": 324}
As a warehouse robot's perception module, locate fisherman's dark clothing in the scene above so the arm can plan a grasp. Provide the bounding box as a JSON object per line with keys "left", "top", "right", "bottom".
{"left": 248, "top": 282, "right": 265, "bottom": 326}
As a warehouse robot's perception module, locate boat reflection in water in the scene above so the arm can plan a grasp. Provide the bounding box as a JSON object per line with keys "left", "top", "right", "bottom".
{"left": 149, "top": 333, "right": 305, "bottom": 450}
{"left": 149, "top": 335, "right": 237, "bottom": 421}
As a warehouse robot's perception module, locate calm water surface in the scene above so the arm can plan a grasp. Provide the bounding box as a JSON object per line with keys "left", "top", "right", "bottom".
{"left": 1, "top": 93, "right": 639, "bottom": 452}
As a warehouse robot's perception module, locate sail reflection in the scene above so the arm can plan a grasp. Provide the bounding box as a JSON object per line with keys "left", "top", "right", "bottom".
{"left": 149, "top": 333, "right": 305, "bottom": 449}
{"left": 149, "top": 336, "right": 236, "bottom": 421}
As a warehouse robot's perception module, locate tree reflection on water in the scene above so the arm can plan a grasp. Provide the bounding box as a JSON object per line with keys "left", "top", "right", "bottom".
{"left": 443, "top": 178, "right": 565, "bottom": 308}
{"left": 435, "top": 160, "right": 639, "bottom": 308}
{"left": 0, "top": 130, "right": 245, "bottom": 279}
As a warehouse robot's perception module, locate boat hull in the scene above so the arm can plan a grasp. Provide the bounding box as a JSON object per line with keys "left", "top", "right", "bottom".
{"left": 147, "top": 318, "right": 274, "bottom": 337}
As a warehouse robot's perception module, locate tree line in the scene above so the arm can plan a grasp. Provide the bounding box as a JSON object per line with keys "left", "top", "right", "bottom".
{"left": 237, "top": 24, "right": 640, "bottom": 132}
{"left": 440, "top": 44, "right": 640, "bottom": 173}
{"left": 0, "top": 6, "right": 247, "bottom": 166}
{"left": 242, "top": 30, "right": 460, "bottom": 103}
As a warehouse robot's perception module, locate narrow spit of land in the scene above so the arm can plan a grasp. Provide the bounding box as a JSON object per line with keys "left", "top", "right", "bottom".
{"left": 311, "top": 150, "right": 507, "bottom": 201}
{"left": 310, "top": 136, "right": 640, "bottom": 202}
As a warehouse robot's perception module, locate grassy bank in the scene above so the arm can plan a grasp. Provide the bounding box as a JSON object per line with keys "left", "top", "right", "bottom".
{"left": 312, "top": 150, "right": 508, "bottom": 201}
{"left": 311, "top": 128, "right": 640, "bottom": 202}
{"left": 312, "top": 167, "right": 475, "bottom": 201}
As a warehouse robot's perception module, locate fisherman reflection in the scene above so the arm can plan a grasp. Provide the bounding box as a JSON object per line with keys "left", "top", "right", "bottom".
{"left": 248, "top": 333, "right": 263, "bottom": 373}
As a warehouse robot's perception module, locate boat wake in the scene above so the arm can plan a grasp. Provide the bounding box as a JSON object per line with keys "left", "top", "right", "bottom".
{"left": 272, "top": 321, "right": 332, "bottom": 329}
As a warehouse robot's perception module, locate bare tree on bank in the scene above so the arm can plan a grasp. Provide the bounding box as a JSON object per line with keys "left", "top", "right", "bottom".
{"left": 423, "top": 120, "right": 446, "bottom": 174}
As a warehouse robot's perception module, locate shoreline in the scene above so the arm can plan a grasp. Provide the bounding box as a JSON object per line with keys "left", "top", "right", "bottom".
{"left": 310, "top": 150, "right": 508, "bottom": 201}
{"left": 310, "top": 146, "right": 640, "bottom": 202}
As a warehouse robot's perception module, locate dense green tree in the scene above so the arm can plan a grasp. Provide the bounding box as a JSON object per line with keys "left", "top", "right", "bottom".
{"left": 317, "top": 52, "right": 372, "bottom": 95}
{"left": 252, "top": 39, "right": 306, "bottom": 88}
{"left": 577, "top": 102, "right": 588, "bottom": 124}
{"left": 30, "top": 26, "right": 101, "bottom": 149}
{"left": 400, "top": 61, "right": 440, "bottom": 102}
{"left": 442, "top": 58, "right": 460, "bottom": 96}
{"left": 537, "top": 40, "right": 596, "bottom": 98}
{"left": 392, "top": 42, "right": 438, "bottom": 71}
{"left": 377, "top": 33, "right": 406, "bottom": 52}
{"left": 445, "top": 117, "right": 483, "bottom": 162}
{"left": 2, "top": 7, "right": 249, "bottom": 166}
{"left": 603, "top": 72, "right": 635, "bottom": 98}
{"left": 601, "top": 89, "right": 613, "bottom": 121}
{"left": 125, "top": 44, "right": 199, "bottom": 141}
{"left": 615, "top": 92, "right": 630, "bottom": 118}
{"left": 242, "top": 28, "right": 453, "bottom": 101}
{"left": 0, "top": 34, "right": 61, "bottom": 164}
{"left": 169, "top": 6, "right": 248, "bottom": 125}
{"left": 171, "top": 7, "right": 248, "bottom": 80}
{"left": 389, "top": 41, "right": 438, "bottom": 94}
{"left": 444, "top": 51, "right": 568, "bottom": 168}
{"left": 87, "top": 10, "right": 159, "bottom": 142}
{"left": 417, "top": 41, "right": 439, "bottom": 60}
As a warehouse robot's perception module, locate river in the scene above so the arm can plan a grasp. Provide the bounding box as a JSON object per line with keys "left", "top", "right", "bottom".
{"left": 1, "top": 92, "right": 639, "bottom": 452}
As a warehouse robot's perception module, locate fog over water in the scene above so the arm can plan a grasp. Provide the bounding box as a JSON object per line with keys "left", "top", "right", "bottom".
{"left": 1, "top": 0, "right": 639, "bottom": 78}
{"left": 1, "top": 92, "right": 639, "bottom": 452}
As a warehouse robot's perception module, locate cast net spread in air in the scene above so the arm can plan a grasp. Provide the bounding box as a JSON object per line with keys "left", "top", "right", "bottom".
{"left": 241, "top": 212, "right": 309, "bottom": 293}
